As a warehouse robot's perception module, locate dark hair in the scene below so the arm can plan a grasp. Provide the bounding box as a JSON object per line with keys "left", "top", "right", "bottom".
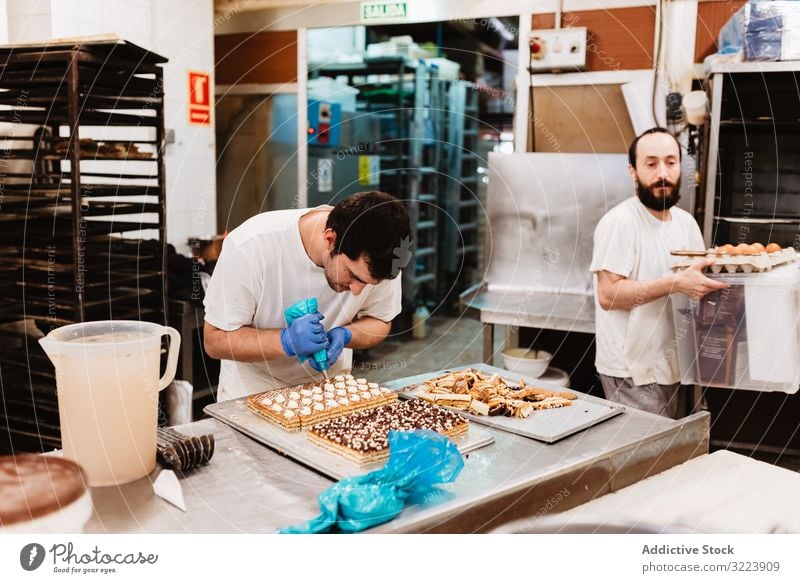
{"left": 627, "top": 127, "right": 682, "bottom": 166}
{"left": 326, "top": 191, "right": 412, "bottom": 280}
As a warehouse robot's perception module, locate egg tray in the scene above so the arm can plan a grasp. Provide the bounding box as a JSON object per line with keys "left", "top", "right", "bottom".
{"left": 671, "top": 248, "right": 798, "bottom": 274}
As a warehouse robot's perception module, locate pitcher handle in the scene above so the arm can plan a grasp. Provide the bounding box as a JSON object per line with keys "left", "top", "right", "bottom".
{"left": 158, "top": 326, "right": 182, "bottom": 391}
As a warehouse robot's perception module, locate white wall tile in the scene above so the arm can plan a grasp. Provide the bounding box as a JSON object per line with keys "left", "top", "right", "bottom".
{"left": 9, "top": 13, "right": 52, "bottom": 42}
{"left": 5, "top": 15, "right": 21, "bottom": 42}
{"left": 50, "top": 0, "right": 79, "bottom": 19}
{"left": 158, "top": 1, "right": 183, "bottom": 20}
{"left": 49, "top": 14, "right": 76, "bottom": 38}
{"left": 75, "top": 19, "right": 98, "bottom": 36}
{"left": 83, "top": 3, "right": 103, "bottom": 28}
{"left": 101, "top": 2, "right": 128, "bottom": 37}
{"left": 0, "top": 2, "right": 8, "bottom": 44}
{"left": 8, "top": 0, "right": 50, "bottom": 17}
{"left": 182, "top": 0, "right": 210, "bottom": 27}
{"left": 122, "top": 0, "right": 148, "bottom": 33}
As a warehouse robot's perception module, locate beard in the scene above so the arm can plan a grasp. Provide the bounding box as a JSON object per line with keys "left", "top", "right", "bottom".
{"left": 325, "top": 272, "right": 348, "bottom": 293}
{"left": 322, "top": 252, "right": 349, "bottom": 293}
{"left": 636, "top": 176, "right": 681, "bottom": 211}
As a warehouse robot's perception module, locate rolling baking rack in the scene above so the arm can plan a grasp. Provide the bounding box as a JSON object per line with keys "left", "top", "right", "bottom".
{"left": 0, "top": 39, "right": 169, "bottom": 454}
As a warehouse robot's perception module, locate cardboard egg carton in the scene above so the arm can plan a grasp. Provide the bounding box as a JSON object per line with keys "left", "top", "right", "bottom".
{"left": 671, "top": 247, "right": 798, "bottom": 274}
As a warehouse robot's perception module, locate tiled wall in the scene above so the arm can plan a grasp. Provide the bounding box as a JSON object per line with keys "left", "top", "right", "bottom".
{"left": 4, "top": 0, "right": 217, "bottom": 253}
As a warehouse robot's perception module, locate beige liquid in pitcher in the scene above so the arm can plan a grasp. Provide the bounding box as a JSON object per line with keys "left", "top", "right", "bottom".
{"left": 56, "top": 332, "right": 160, "bottom": 487}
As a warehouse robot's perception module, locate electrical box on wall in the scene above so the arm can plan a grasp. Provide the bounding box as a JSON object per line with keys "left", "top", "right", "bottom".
{"left": 529, "top": 27, "right": 588, "bottom": 72}
{"left": 308, "top": 100, "right": 341, "bottom": 146}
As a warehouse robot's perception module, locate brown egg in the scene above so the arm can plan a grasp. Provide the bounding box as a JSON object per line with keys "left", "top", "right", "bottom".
{"left": 750, "top": 242, "right": 765, "bottom": 253}
{"left": 717, "top": 244, "right": 735, "bottom": 255}
{"left": 766, "top": 242, "right": 782, "bottom": 253}
{"left": 736, "top": 243, "right": 752, "bottom": 255}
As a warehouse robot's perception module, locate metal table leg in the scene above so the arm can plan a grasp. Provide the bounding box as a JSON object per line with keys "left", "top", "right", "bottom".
{"left": 483, "top": 323, "right": 494, "bottom": 365}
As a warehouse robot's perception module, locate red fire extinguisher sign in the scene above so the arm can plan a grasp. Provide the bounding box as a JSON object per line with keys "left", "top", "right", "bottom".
{"left": 188, "top": 71, "right": 211, "bottom": 125}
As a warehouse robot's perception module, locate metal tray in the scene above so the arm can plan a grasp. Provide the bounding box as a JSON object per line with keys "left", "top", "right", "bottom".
{"left": 204, "top": 398, "right": 495, "bottom": 481}
{"left": 390, "top": 363, "right": 625, "bottom": 444}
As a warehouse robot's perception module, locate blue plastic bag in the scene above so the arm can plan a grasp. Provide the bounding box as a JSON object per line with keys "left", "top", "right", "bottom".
{"left": 279, "top": 430, "right": 464, "bottom": 534}
{"left": 718, "top": 4, "right": 745, "bottom": 55}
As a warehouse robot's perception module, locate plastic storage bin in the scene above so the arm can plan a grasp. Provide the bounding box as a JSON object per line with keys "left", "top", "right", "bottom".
{"left": 671, "top": 263, "right": 800, "bottom": 393}
{"left": 423, "top": 58, "right": 461, "bottom": 80}
{"left": 308, "top": 77, "right": 360, "bottom": 112}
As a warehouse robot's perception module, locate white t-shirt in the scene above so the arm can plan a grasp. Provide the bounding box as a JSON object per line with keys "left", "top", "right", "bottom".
{"left": 590, "top": 197, "right": 705, "bottom": 385}
{"left": 204, "top": 206, "right": 402, "bottom": 401}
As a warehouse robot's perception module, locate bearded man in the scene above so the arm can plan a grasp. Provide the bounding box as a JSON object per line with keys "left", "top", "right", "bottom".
{"left": 590, "top": 127, "right": 727, "bottom": 418}
{"left": 204, "top": 191, "right": 411, "bottom": 401}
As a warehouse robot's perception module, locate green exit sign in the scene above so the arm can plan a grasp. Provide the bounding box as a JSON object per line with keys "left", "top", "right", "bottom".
{"left": 361, "top": 2, "right": 408, "bottom": 22}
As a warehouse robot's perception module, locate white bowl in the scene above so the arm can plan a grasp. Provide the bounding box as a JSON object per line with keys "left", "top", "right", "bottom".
{"left": 501, "top": 348, "right": 552, "bottom": 379}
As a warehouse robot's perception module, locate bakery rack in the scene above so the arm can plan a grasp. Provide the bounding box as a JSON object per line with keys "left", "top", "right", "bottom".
{"left": 0, "top": 38, "right": 169, "bottom": 454}
{"left": 440, "top": 80, "right": 483, "bottom": 307}
{"left": 314, "top": 57, "right": 445, "bottom": 302}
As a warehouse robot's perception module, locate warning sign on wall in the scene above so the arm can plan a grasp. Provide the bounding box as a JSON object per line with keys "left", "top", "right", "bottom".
{"left": 188, "top": 71, "right": 211, "bottom": 125}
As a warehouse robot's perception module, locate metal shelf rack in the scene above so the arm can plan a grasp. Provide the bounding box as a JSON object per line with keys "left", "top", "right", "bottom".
{"left": 315, "top": 57, "right": 443, "bottom": 300}
{"left": 441, "top": 81, "right": 483, "bottom": 305}
{"left": 0, "top": 39, "right": 169, "bottom": 454}
{"left": 699, "top": 64, "right": 800, "bottom": 458}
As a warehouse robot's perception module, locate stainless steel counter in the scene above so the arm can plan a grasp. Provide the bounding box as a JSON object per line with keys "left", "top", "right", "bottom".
{"left": 464, "top": 287, "right": 595, "bottom": 332}
{"left": 86, "top": 365, "right": 709, "bottom": 534}
{"left": 462, "top": 286, "right": 595, "bottom": 362}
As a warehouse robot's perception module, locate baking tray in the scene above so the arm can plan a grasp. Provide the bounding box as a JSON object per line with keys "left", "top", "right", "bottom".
{"left": 391, "top": 364, "right": 625, "bottom": 444}
{"left": 204, "top": 397, "right": 494, "bottom": 481}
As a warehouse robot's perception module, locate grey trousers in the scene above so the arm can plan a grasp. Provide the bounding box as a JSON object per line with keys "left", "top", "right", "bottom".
{"left": 599, "top": 374, "right": 680, "bottom": 419}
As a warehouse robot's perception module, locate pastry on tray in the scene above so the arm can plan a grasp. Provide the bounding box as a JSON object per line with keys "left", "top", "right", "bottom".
{"left": 246, "top": 374, "right": 397, "bottom": 431}
{"left": 411, "top": 368, "right": 577, "bottom": 418}
{"left": 306, "top": 399, "right": 469, "bottom": 465}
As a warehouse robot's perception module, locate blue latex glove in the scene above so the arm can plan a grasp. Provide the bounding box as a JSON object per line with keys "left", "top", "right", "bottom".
{"left": 310, "top": 326, "right": 352, "bottom": 372}
{"left": 280, "top": 312, "right": 327, "bottom": 357}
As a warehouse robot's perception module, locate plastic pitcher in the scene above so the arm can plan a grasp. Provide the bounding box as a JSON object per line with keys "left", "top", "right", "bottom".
{"left": 39, "top": 320, "right": 181, "bottom": 487}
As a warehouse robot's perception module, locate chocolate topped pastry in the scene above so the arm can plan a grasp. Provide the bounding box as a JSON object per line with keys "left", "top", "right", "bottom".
{"left": 307, "top": 399, "right": 469, "bottom": 465}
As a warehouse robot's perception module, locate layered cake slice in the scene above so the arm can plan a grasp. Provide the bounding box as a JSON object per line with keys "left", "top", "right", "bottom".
{"left": 246, "top": 374, "right": 397, "bottom": 431}
{"left": 307, "top": 399, "right": 469, "bottom": 465}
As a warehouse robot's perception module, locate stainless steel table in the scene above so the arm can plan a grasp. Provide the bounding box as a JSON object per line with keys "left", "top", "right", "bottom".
{"left": 86, "top": 365, "right": 708, "bottom": 533}
{"left": 462, "top": 285, "right": 595, "bottom": 363}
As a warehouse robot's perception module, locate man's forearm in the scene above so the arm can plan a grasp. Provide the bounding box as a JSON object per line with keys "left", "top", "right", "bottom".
{"left": 205, "top": 317, "right": 392, "bottom": 361}
{"left": 343, "top": 317, "right": 391, "bottom": 349}
{"left": 603, "top": 274, "right": 678, "bottom": 310}
{"left": 204, "top": 323, "right": 286, "bottom": 362}
{"left": 598, "top": 260, "right": 727, "bottom": 311}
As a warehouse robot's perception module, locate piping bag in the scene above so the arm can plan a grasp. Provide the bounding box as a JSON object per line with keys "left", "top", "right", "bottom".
{"left": 278, "top": 430, "right": 464, "bottom": 534}
{"left": 284, "top": 297, "right": 329, "bottom": 379}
